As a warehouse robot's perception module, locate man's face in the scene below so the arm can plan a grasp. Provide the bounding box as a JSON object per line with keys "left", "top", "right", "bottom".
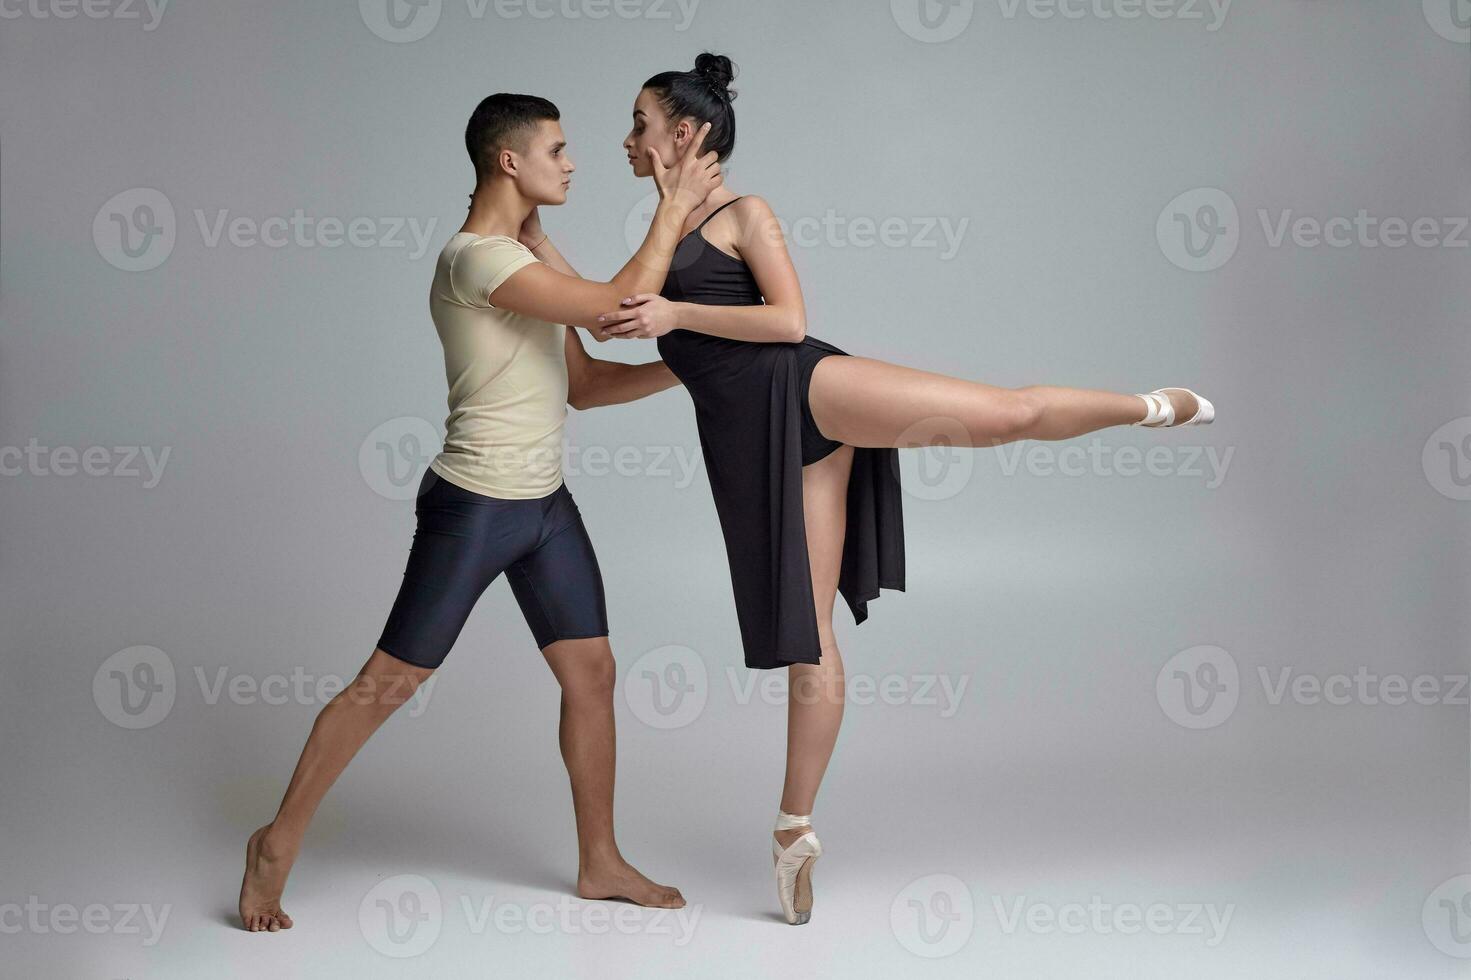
{"left": 509, "top": 119, "right": 576, "bottom": 205}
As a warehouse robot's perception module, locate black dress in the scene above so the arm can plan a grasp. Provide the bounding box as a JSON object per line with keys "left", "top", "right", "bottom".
{"left": 656, "top": 197, "right": 906, "bottom": 669}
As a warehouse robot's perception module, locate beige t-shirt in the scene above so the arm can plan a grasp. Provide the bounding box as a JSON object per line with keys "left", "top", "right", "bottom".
{"left": 426, "top": 233, "right": 568, "bottom": 499}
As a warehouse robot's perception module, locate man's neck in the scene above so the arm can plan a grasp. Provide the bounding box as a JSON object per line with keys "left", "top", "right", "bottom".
{"left": 459, "top": 180, "right": 531, "bottom": 239}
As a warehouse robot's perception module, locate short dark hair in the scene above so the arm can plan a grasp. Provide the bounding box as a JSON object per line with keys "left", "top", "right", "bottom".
{"left": 465, "top": 93, "right": 561, "bottom": 181}
{"left": 642, "top": 52, "right": 737, "bottom": 163}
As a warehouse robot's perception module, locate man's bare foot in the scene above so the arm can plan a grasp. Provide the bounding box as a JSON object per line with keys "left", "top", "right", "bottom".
{"left": 577, "top": 856, "right": 685, "bottom": 909}
{"left": 239, "top": 824, "right": 298, "bottom": 932}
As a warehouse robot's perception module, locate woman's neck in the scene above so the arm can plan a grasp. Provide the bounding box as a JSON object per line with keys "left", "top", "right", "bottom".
{"left": 684, "top": 187, "right": 740, "bottom": 231}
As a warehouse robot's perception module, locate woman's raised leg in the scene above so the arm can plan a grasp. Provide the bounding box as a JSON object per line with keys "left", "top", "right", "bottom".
{"left": 807, "top": 356, "right": 1203, "bottom": 449}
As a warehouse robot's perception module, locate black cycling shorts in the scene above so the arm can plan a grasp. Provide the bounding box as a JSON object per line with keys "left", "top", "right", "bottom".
{"left": 375, "top": 467, "right": 609, "bottom": 668}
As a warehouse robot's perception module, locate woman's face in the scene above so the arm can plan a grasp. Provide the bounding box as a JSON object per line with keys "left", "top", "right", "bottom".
{"left": 623, "top": 87, "right": 691, "bottom": 179}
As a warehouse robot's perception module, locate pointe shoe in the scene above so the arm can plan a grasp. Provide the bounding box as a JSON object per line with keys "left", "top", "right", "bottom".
{"left": 773, "top": 810, "right": 822, "bottom": 925}
{"left": 1133, "top": 387, "right": 1215, "bottom": 427}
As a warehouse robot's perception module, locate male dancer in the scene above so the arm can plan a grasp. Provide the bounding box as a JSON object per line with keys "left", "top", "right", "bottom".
{"left": 237, "top": 94, "right": 722, "bottom": 931}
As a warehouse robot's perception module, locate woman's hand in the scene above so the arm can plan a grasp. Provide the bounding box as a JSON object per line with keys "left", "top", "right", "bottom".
{"left": 595, "top": 294, "right": 681, "bottom": 340}
{"left": 518, "top": 207, "right": 544, "bottom": 249}
{"left": 650, "top": 122, "right": 722, "bottom": 214}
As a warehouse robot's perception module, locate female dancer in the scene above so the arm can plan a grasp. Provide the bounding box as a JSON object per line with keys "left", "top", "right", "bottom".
{"left": 595, "top": 53, "right": 1214, "bottom": 925}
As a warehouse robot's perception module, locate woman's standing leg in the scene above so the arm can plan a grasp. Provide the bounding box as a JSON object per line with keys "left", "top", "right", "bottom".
{"left": 807, "top": 356, "right": 1205, "bottom": 449}
{"left": 778, "top": 444, "right": 855, "bottom": 845}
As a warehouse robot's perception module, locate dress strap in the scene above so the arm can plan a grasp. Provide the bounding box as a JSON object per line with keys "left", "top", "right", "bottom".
{"left": 695, "top": 196, "right": 745, "bottom": 231}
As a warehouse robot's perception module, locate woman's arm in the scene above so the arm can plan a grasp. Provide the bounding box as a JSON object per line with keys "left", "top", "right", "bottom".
{"left": 595, "top": 196, "right": 806, "bottom": 344}
{"left": 490, "top": 123, "right": 722, "bottom": 331}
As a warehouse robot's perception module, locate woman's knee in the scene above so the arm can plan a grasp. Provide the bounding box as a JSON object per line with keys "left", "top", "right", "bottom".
{"left": 978, "top": 387, "right": 1044, "bottom": 443}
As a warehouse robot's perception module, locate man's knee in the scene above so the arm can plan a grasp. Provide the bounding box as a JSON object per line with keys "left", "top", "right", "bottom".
{"left": 346, "top": 649, "right": 436, "bottom": 713}
{"left": 549, "top": 640, "right": 616, "bottom": 699}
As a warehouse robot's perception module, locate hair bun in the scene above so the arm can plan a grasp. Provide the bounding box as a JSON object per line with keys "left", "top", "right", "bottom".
{"left": 694, "top": 52, "right": 736, "bottom": 100}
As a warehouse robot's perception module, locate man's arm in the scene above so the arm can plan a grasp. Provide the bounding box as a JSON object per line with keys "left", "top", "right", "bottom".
{"left": 564, "top": 327, "right": 681, "bottom": 410}
{"left": 491, "top": 122, "right": 720, "bottom": 331}
{"left": 524, "top": 198, "right": 683, "bottom": 408}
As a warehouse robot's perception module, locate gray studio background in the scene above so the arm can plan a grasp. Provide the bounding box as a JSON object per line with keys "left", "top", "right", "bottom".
{"left": 2, "top": 1, "right": 1467, "bottom": 976}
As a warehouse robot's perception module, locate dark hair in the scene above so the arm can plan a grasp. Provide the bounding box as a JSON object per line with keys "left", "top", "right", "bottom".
{"left": 642, "top": 52, "right": 737, "bottom": 163}
{"left": 465, "top": 93, "right": 561, "bottom": 181}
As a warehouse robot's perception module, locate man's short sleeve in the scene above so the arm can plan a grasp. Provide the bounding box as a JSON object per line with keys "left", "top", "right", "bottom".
{"left": 448, "top": 236, "right": 539, "bottom": 308}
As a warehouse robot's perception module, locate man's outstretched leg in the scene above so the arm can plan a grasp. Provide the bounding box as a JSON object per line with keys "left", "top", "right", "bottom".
{"left": 540, "top": 636, "right": 684, "bottom": 909}
{"left": 238, "top": 647, "right": 434, "bottom": 932}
